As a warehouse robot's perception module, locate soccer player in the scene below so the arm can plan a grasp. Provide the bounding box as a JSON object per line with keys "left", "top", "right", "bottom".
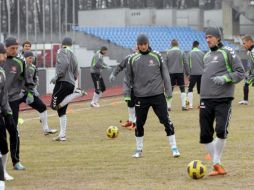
{"left": 50, "top": 37, "right": 86, "bottom": 141}
{"left": 165, "top": 39, "right": 189, "bottom": 111}
{"left": 109, "top": 49, "right": 137, "bottom": 129}
{"left": 3, "top": 37, "right": 26, "bottom": 170}
{"left": 90, "top": 46, "right": 112, "bottom": 107}
{"left": 0, "top": 42, "right": 14, "bottom": 181}
{"left": 124, "top": 34, "right": 180, "bottom": 158}
{"left": 20, "top": 40, "right": 37, "bottom": 66}
{"left": 238, "top": 35, "right": 254, "bottom": 105}
{"left": 186, "top": 41, "right": 205, "bottom": 109}
{"left": 22, "top": 51, "right": 57, "bottom": 135}
{"left": 200, "top": 27, "right": 244, "bottom": 176}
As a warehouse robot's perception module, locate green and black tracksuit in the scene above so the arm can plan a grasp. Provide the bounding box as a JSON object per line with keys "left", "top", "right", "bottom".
{"left": 200, "top": 43, "right": 244, "bottom": 144}
{"left": 124, "top": 49, "right": 175, "bottom": 137}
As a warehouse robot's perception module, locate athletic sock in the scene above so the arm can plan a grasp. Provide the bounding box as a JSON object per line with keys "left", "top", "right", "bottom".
{"left": 180, "top": 93, "right": 186, "bottom": 107}
{"left": 59, "top": 92, "right": 83, "bottom": 108}
{"left": 128, "top": 107, "right": 136, "bottom": 123}
{"left": 136, "top": 137, "right": 143, "bottom": 151}
{"left": 59, "top": 115, "right": 67, "bottom": 137}
{"left": 187, "top": 92, "right": 193, "bottom": 108}
{"left": 168, "top": 134, "right": 177, "bottom": 149}
{"left": 205, "top": 141, "right": 215, "bottom": 162}
{"left": 39, "top": 110, "right": 49, "bottom": 132}
{"left": 213, "top": 138, "right": 226, "bottom": 165}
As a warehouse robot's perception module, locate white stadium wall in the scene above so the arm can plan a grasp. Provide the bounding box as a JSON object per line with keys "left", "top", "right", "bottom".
{"left": 176, "top": 9, "right": 201, "bottom": 28}
{"left": 203, "top": 10, "right": 223, "bottom": 28}
{"left": 126, "top": 9, "right": 155, "bottom": 26}
{"left": 78, "top": 8, "right": 127, "bottom": 27}
{"left": 78, "top": 8, "right": 254, "bottom": 35}
{"left": 154, "top": 9, "right": 173, "bottom": 26}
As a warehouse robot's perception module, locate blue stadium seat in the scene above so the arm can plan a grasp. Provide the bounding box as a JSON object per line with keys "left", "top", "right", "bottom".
{"left": 76, "top": 26, "right": 236, "bottom": 51}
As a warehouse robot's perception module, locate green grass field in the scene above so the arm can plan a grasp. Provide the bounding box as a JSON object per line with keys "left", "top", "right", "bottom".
{"left": 5, "top": 82, "right": 254, "bottom": 190}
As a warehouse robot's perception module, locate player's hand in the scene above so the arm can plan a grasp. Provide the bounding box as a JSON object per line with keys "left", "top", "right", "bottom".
{"left": 26, "top": 92, "right": 34, "bottom": 105}
{"left": 109, "top": 73, "right": 116, "bottom": 82}
{"left": 19, "top": 90, "right": 26, "bottom": 98}
{"left": 124, "top": 96, "right": 131, "bottom": 103}
{"left": 4, "top": 113, "right": 15, "bottom": 128}
{"left": 166, "top": 96, "right": 172, "bottom": 103}
{"left": 50, "top": 76, "right": 58, "bottom": 84}
{"left": 34, "top": 89, "right": 40, "bottom": 97}
{"left": 211, "top": 76, "right": 226, "bottom": 85}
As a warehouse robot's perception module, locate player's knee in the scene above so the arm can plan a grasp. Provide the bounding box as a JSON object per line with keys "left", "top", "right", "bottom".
{"left": 180, "top": 86, "right": 185, "bottom": 92}
{"left": 57, "top": 109, "right": 66, "bottom": 117}
{"left": 39, "top": 105, "right": 47, "bottom": 113}
{"left": 135, "top": 127, "right": 144, "bottom": 137}
{"left": 128, "top": 100, "right": 135, "bottom": 107}
{"left": 188, "top": 87, "right": 193, "bottom": 93}
{"left": 200, "top": 135, "right": 213, "bottom": 144}
{"left": 0, "top": 145, "right": 8, "bottom": 155}
{"left": 95, "top": 90, "right": 101, "bottom": 94}
{"left": 216, "top": 131, "right": 228, "bottom": 139}
{"left": 165, "top": 122, "right": 174, "bottom": 136}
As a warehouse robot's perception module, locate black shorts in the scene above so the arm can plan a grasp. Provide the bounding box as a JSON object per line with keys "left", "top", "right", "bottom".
{"left": 199, "top": 98, "right": 232, "bottom": 144}
{"left": 51, "top": 81, "right": 75, "bottom": 110}
{"left": 91, "top": 73, "right": 106, "bottom": 94}
{"left": 188, "top": 75, "right": 202, "bottom": 94}
{"left": 170, "top": 73, "right": 185, "bottom": 86}
{"left": 21, "top": 94, "right": 47, "bottom": 113}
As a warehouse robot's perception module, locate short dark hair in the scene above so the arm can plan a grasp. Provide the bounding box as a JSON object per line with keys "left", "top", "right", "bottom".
{"left": 171, "top": 39, "right": 178, "bottom": 47}
{"left": 100, "top": 46, "right": 108, "bottom": 51}
{"left": 22, "top": 40, "right": 31, "bottom": 47}
{"left": 192, "top": 41, "right": 199, "bottom": 48}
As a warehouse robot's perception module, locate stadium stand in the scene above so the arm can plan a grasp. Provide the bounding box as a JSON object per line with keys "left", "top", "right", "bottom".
{"left": 74, "top": 26, "right": 237, "bottom": 51}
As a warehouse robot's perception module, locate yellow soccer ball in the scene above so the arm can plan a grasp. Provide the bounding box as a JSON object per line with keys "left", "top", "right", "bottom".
{"left": 106, "top": 126, "right": 119, "bottom": 138}
{"left": 187, "top": 160, "right": 206, "bottom": 179}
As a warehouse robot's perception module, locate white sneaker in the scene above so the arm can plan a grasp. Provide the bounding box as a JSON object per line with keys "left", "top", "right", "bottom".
{"left": 90, "top": 102, "right": 100, "bottom": 108}
{"left": 4, "top": 172, "right": 14, "bottom": 181}
{"left": 44, "top": 128, "right": 58, "bottom": 135}
{"left": 171, "top": 147, "right": 180, "bottom": 158}
{"left": 75, "top": 88, "right": 87, "bottom": 96}
{"left": 53, "top": 136, "right": 66, "bottom": 141}
{"left": 132, "top": 150, "right": 142, "bottom": 158}
{"left": 238, "top": 100, "right": 248, "bottom": 105}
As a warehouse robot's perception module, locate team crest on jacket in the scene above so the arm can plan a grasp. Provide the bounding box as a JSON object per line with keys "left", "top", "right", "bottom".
{"left": 148, "top": 59, "right": 155, "bottom": 66}
{"left": 213, "top": 56, "right": 218, "bottom": 61}
{"left": 10, "top": 66, "right": 17, "bottom": 73}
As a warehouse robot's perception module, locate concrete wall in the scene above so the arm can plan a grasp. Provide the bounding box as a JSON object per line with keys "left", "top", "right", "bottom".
{"left": 78, "top": 8, "right": 203, "bottom": 29}
{"left": 78, "top": 8, "right": 254, "bottom": 35}
{"left": 78, "top": 8, "right": 127, "bottom": 27}
{"left": 154, "top": 9, "right": 173, "bottom": 26}
{"left": 176, "top": 9, "right": 201, "bottom": 28}
{"left": 204, "top": 9, "right": 223, "bottom": 28}
{"left": 126, "top": 9, "right": 155, "bottom": 25}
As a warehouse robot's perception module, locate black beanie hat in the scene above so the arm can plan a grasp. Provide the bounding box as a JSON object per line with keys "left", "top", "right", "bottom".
{"left": 205, "top": 27, "right": 222, "bottom": 39}
{"left": 137, "top": 34, "right": 149, "bottom": 44}
{"left": 0, "top": 43, "right": 6, "bottom": 54}
{"left": 5, "top": 37, "right": 19, "bottom": 47}
{"left": 24, "top": 51, "right": 34, "bottom": 58}
{"left": 62, "top": 37, "right": 72, "bottom": 46}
